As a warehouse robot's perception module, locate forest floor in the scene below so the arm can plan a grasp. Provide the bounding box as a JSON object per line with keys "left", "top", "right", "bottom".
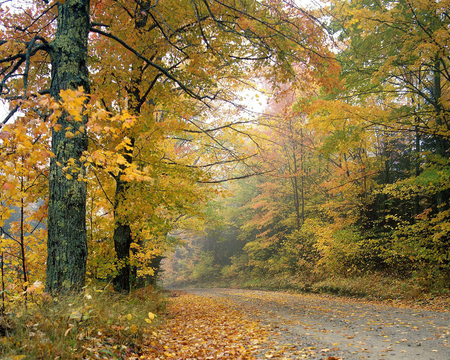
{"left": 140, "top": 288, "right": 450, "bottom": 360}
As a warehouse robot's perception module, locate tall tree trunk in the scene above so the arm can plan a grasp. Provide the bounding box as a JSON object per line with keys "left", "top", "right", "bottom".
{"left": 112, "top": 145, "right": 135, "bottom": 293}
{"left": 46, "top": 0, "right": 90, "bottom": 294}
{"left": 288, "top": 120, "right": 302, "bottom": 231}
{"left": 433, "top": 55, "right": 447, "bottom": 211}
{"left": 300, "top": 127, "right": 305, "bottom": 225}
{"left": 292, "top": 151, "right": 301, "bottom": 231}
{"left": 1, "top": 250, "right": 5, "bottom": 312}
{"left": 112, "top": 2, "right": 151, "bottom": 292}
{"left": 20, "top": 175, "right": 28, "bottom": 304}
{"left": 111, "top": 66, "right": 140, "bottom": 293}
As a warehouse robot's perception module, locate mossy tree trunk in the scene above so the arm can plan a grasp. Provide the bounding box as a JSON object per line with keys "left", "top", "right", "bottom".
{"left": 46, "top": 0, "right": 90, "bottom": 294}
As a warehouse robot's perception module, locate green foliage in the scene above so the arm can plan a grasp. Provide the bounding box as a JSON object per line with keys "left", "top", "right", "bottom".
{"left": 192, "top": 251, "right": 221, "bottom": 283}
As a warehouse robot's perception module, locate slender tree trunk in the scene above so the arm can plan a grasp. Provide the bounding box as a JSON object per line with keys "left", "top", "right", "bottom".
{"left": 433, "top": 55, "right": 447, "bottom": 211}
{"left": 1, "top": 248, "right": 5, "bottom": 312}
{"left": 414, "top": 122, "right": 421, "bottom": 216}
{"left": 46, "top": 0, "right": 90, "bottom": 294}
{"left": 288, "top": 120, "right": 302, "bottom": 230}
{"left": 413, "top": 67, "right": 422, "bottom": 217}
{"left": 292, "top": 151, "right": 301, "bottom": 231}
{"left": 20, "top": 176, "right": 28, "bottom": 304}
{"left": 300, "top": 127, "right": 305, "bottom": 224}
{"left": 434, "top": 56, "right": 444, "bottom": 158}
{"left": 111, "top": 76, "right": 139, "bottom": 293}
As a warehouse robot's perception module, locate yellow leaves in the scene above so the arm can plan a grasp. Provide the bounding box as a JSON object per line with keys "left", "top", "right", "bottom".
{"left": 145, "top": 312, "right": 157, "bottom": 324}
{"left": 129, "top": 324, "right": 139, "bottom": 334}
{"left": 58, "top": 87, "right": 88, "bottom": 123}
{"left": 145, "top": 293, "right": 268, "bottom": 359}
{"left": 91, "top": 107, "right": 109, "bottom": 123}
{"left": 120, "top": 113, "right": 136, "bottom": 130}
{"left": 115, "top": 154, "right": 128, "bottom": 166}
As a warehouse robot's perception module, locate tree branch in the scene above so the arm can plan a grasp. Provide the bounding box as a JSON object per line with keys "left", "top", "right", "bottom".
{"left": 89, "top": 27, "right": 215, "bottom": 102}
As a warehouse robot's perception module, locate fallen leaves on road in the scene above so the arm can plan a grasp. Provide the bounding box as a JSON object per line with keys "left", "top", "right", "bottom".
{"left": 133, "top": 288, "right": 450, "bottom": 359}
{"left": 141, "top": 292, "right": 268, "bottom": 359}
{"left": 139, "top": 291, "right": 341, "bottom": 359}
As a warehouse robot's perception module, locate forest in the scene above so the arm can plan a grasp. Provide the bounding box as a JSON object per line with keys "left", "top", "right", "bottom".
{"left": 164, "top": 0, "right": 450, "bottom": 297}
{"left": 0, "top": 0, "right": 449, "bottom": 358}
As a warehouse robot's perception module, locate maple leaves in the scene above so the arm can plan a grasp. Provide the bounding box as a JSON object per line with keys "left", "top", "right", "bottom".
{"left": 0, "top": 99, "right": 50, "bottom": 302}
{"left": 143, "top": 292, "right": 270, "bottom": 359}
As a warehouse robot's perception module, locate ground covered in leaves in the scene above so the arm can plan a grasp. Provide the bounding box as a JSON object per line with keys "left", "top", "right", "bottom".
{"left": 140, "top": 289, "right": 450, "bottom": 360}
{"left": 2, "top": 287, "right": 449, "bottom": 359}
{"left": 140, "top": 291, "right": 271, "bottom": 359}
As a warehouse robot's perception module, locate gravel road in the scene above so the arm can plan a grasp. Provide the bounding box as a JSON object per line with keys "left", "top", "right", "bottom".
{"left": 184, "top": 288, "right": 450, "bottom": 360}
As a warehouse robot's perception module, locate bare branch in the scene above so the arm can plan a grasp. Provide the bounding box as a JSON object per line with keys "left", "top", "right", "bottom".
{"left": 199, "top": 169, "right": 274, "bottom": 183}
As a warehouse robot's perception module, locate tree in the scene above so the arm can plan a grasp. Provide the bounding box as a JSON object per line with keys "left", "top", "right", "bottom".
{"left": 46, "top": 0, "right": 91, "bottom": 294}
{"left": 0, "top": 0, "right": 90, "bottom": 293}
{"left": 0, "top": 113, "right": 49, "bottom": 306}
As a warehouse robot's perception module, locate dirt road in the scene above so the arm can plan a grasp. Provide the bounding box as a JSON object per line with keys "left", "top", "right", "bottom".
{"left": 184, "top": 288, "right": 450, "bottom": 360}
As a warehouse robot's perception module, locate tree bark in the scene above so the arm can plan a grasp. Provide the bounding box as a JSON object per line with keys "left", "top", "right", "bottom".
{"left": 46, "top": 0, "right": 90, "bottom": 294}
{"left": 112, "top": 172, "right": 134, "bottom": 293}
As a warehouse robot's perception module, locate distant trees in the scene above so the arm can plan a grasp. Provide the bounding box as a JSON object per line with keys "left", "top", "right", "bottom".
{"left": 163, "top": 0, "right": 450, "bottom": 290}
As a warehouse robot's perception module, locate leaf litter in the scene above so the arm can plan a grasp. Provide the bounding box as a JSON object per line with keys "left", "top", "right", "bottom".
{"left": 179, "top": 289, "right": 450, "bottom": 360}
{"left": 139, "top": 291, "right": 336, "bottom": 359}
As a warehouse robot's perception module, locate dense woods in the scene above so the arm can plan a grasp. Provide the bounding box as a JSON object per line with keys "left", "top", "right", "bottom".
{"left": 0, "top": 0, "right": 449, "bottom": 306}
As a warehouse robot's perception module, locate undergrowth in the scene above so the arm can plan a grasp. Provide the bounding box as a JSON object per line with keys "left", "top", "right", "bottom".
{"left": 164, "top": 271, "right": 450, "bottom": 306}
{"left": 0, "top": 285, "right": 166, "bottom": 360}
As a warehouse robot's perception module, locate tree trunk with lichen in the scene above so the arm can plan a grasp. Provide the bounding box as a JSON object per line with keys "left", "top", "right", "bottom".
{"left": 45, "top": 0, "right": 90, "bottom": 294}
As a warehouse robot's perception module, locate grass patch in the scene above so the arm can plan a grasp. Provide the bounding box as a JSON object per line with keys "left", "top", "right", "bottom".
{"left": 0, "top": 285, "right": 166, "bottom": 360}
